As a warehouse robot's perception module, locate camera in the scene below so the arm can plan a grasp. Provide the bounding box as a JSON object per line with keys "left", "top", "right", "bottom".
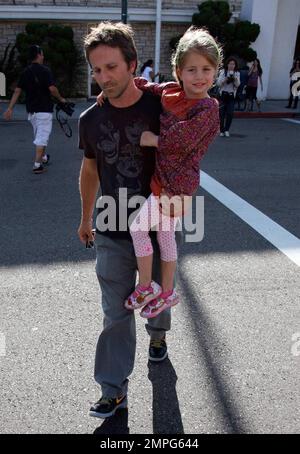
{"left": 227, "top": 72, "right": 235, "bottom": 83}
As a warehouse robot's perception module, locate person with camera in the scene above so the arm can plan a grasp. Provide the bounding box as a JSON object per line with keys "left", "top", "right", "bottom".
{"left": 217, "top": 58, "right": 240, "bottom": 137}
{"left": 3, "top": 45, "right": 67, "bottom": 174}
{"left": 246, "top": 58, "right": 263, "bottom": 112}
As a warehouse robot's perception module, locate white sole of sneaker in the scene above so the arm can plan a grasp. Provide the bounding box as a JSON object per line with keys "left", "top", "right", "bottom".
{"left": 148, "top": 351, "right": 168, "bottom": 362}
{"left": 89, "top": 399, "right": 128, "bottom": 419}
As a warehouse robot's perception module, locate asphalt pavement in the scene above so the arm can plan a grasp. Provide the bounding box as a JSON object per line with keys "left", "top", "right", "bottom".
{"left": 0, "top": 111, "right": 299, "bottom": 434}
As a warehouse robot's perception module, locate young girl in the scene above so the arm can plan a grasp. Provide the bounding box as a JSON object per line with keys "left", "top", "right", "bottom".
{"left": 98, "top": 27, "right": 221, "bottom": 319}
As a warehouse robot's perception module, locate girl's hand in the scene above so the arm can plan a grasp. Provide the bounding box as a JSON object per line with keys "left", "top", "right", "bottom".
{"left": 97, "top": 91, "right": 106, "bottom": 106}
{"left": 140, "top": 131, "right": 159, "bottom": 148}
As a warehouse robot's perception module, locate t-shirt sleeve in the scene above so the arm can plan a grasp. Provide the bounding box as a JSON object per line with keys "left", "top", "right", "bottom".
{"left": 44, "top": 67, "right": 55, "bottom": 87}
{"left": 17, "top": 71, "right": 26, "bottom": 90}
{"left": 78, "top": 115, "right": 96, "bottom": 159}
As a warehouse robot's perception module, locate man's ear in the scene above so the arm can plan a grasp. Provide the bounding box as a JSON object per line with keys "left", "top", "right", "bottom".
{"left": 129, "top": 60, "right": 137, "bottom": 75}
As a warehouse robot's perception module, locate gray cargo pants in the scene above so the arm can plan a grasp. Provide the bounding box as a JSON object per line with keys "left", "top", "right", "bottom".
{"left": 94, "top": 232, "right": 181, "bottom": 398}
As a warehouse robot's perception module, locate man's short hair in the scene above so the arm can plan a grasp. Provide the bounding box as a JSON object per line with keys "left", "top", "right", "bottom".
{"left": 84, "top": 22, "right": 138, "bottom": 73}
{"left": 28, "top": 45, "right": 43, "bottom": 62}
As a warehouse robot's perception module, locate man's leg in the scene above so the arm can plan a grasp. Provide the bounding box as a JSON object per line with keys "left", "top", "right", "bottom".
{"left": 94, "top": 234, "right": 137, "bottom": 398}
{"left": 31, "top": 113, "right": 52, "bottom": 171}
{"left": 35, "top": 145, "right": 45, "bottom": 165}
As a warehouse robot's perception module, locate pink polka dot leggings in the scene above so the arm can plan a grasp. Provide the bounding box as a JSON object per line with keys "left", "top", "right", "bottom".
{"left": 130, "top": 193, "right": 179, "bottom": 262}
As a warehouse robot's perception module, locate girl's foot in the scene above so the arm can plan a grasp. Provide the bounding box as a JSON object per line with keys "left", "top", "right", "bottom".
{"left": 140, "top": 289, "right": 179, "bottom": 319}
{"left": 125, "top": 281, "right": 162, "bottom": 310}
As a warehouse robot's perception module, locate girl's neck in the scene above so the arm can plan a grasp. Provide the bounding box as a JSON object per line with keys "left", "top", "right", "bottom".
{"left": 184, "top": 90, "right": 209, "bottom": 100}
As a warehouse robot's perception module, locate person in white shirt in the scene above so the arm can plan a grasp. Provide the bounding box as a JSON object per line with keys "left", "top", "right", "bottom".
{"left": 140, "top": 59, "right": 158, "bottom": 82}
{"left": 217, "top": 57, "right": 240, "bottom": 137}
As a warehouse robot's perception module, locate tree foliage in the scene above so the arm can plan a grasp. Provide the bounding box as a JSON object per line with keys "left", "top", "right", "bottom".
{"left": 1, "top": 22, "right": 80, "bottom": 97}
{"left": 170, "top": 1, "right": 260, "bottom": 65}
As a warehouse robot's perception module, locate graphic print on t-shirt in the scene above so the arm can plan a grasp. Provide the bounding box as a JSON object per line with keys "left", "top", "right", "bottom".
{"left": 98, "top": 118, "right": 150, "bottom": 200}
{"left": 97, "top": 121, "right": 120, "bottom": 164}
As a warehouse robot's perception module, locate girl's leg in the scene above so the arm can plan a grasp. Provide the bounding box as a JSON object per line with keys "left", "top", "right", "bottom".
{"left": 141, "top": 214, "right": 180, "bottom": 319}
{"left": 126, "top": 194, "right": 162, "bottom": 310}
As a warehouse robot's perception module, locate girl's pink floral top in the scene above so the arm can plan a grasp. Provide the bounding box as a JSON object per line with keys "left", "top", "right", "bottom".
{"left": 135, "top": 78, "right": 220, "bottom": 197}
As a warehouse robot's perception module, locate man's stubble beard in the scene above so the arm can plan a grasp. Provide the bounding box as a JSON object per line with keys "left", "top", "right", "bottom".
{"left": 103, "top": 75, "right": 132, "bottom": 100}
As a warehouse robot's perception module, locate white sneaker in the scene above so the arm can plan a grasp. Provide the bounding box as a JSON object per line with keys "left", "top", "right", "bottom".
{"left": 220, "top": 132, "right": 225, "bottom": 137}
{"left": 225, "top": 131, "right": 230, "bottom": 137}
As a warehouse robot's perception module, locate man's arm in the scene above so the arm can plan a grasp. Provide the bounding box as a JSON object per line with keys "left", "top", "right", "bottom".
{"left": 78, "top": 157, "right": 100, "bottom": 244}
{"left": 3, "top": 87, "right": 22, "bottom": 120}
{"left": 48, "top": 85, "right": 66, "bottom": 103}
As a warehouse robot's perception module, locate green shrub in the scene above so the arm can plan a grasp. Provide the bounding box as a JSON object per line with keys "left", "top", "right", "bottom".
{"left": 2, "top": 22, "right": 80, "bottom": 97}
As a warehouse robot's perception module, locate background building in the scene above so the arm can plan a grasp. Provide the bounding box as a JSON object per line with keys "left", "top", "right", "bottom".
{"left": 0, "top": 0, "right": 299, "bottom": 99}
{"left": 241, "top": 0, "right": 300, "bottom": 99}
{"left": 0, "top": 0, "right": 241, "bottom": 97}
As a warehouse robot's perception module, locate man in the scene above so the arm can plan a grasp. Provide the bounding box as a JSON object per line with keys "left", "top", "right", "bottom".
{"left": 3, "top": 45, "right": 66, "bottom": 174}
{"left": 78, "top": 22, "right": 180, "bottom": 419}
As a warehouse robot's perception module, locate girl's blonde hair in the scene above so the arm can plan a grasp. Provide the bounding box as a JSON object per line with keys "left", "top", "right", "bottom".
{"left": 172, "top": 26, "right": 223, "bottom": 83}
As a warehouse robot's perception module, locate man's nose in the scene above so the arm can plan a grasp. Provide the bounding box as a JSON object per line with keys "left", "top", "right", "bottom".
{"left": 99, "top": 71, "right": 111, "bottom": 85}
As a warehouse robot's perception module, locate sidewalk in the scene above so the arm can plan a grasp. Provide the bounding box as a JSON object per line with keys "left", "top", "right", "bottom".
{"left": 234, "top": 99, "right": 300, "bottom": 118}
{"left": 1, "top": 99, "right": 299, "bottom": 121}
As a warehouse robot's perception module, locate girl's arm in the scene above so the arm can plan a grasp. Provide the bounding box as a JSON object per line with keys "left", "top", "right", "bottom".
{"left": 159, "top": 101, "right": 220, "bottom": 161}
{"left": 259, "top": 76, "right": 263, "bottom": 91}
{"left": 134, "top": 76, "right": 178, "bottom": 97}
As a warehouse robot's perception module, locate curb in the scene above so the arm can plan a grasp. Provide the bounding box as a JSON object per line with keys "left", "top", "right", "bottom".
{"left": 234, "top": 111, "right": 300, "bottom": 119}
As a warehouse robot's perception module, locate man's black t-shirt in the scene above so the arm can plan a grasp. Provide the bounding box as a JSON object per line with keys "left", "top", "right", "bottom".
{"left": 79, "top": 92, "right": 162, "bottom": 239}
{"left": 17, "top": 63, "right": 55, "bottom": 114}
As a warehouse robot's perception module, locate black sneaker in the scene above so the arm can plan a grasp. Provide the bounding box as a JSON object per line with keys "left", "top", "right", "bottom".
{"left": 149, "top": 337, "right": 168, "bottom": 362}
{"left": 32, "top": 164, "right": 46, "bottom": 174}
{"left": 89, "top": 395, "right": 127, "bottom": 419}
{"left": 42, "top": 154, "right": 50, "bottom": 165}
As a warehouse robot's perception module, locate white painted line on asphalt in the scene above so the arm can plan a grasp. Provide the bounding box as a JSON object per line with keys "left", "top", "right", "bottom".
{"left": 200, "top": 171, "right": 300, "bottom": 267}
{"left": 282, "top": 118, "right": 300, "bottom": 125}
{"left": 0, "top": 333, "right": 6, "bottom": 357}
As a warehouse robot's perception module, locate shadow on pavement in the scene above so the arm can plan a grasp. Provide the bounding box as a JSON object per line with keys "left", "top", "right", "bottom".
{"left": 177, "top": 267, "right": 249, "bottom": 434}
{"left": 148, "top": 358, "right": 184, "bottom": 434}
{"left": 93, "top": 408, "right": 129, "bottom": 434}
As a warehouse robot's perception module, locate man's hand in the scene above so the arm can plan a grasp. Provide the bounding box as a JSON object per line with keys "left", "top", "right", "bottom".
{"left": 140, "top": 131, "right": 158, "bottom": 148}
{"left": 78, "top": 219, "right": 94, "bottom": 245}
{"left": 3, "top": 107, "right": 13, "bottom": 121}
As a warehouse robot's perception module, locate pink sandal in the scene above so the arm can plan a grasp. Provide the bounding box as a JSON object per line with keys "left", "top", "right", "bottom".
{"left": 125, "top": 281, "right": 162, "bottom": 310}
{"left": 140, "top": 290, "right": 179, "bottom": 319}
